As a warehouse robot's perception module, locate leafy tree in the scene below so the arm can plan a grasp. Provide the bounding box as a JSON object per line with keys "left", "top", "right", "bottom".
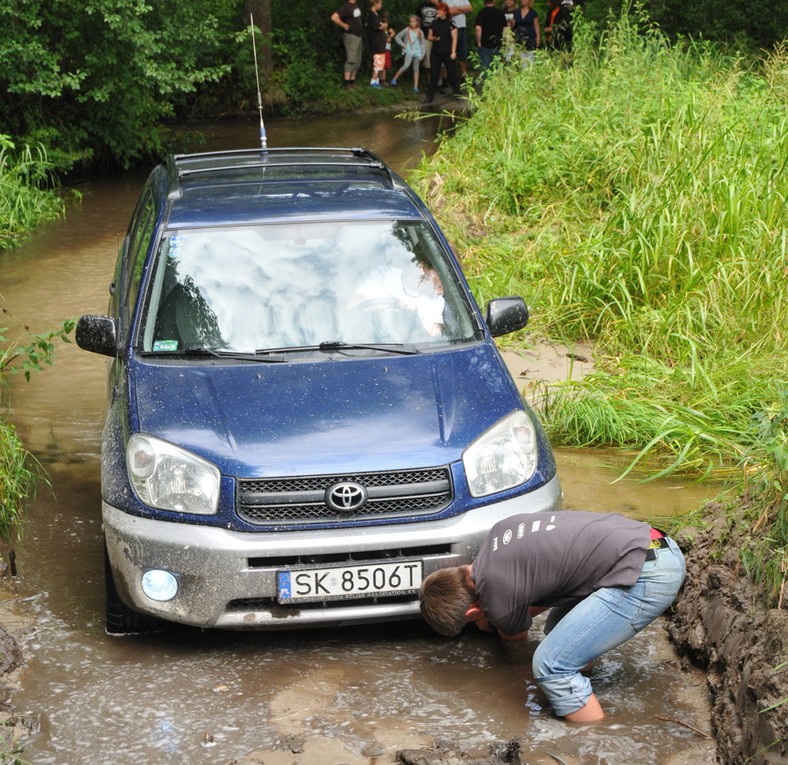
{"left": 0, "top": 0, "right": 233, "bottom": 169}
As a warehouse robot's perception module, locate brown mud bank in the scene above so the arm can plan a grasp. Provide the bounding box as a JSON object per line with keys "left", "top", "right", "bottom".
{"left": 669, "top": 517, "right": 788, "bottom": 765}
{"left": 0, "top": 574, "right": 36, "bottom": 759}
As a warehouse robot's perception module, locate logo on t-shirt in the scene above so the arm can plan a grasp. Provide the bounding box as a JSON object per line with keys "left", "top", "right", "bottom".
{"left": 491, "top": 515, "right": 557, "bottom": 552}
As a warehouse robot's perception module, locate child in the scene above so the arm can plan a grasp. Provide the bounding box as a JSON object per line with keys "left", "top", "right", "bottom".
{"left": 383, "top": 15, "right": 396, "bottom": 83}
{"left": 365, "top": 0, "right": 388, "bottom": 87}
{"left": 391, "top": 15, "right": 427, "bottom": 93}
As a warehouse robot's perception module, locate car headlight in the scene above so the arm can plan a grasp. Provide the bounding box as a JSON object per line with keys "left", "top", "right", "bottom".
{"left": 127, "top": 434, "right": 220, "bottom": 515}
{"left": 463, "top": 411, "right": 538, "bottom": 497}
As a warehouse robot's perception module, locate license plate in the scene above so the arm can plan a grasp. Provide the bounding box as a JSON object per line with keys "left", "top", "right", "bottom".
{"left": 277, "top": 560, "right": 423, "bottom": 603}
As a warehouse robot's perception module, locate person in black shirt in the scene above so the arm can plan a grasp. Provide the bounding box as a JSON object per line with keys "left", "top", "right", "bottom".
{"left": 331, "top": 0, "right": 364, "bottom": 86}
{"left": 365, "top": 0, "right": 389, "bottom": 87}
{"left": 416, "top": 0, "right": 439, "bottom": 77}
{"left": 419, "top": 512, "right": 686, "bottom": 722}
{"left": 425, "top": 3, "right": 461, "bottom": 102}
{"left": 474, "top": 0, "right": 506, "bottom": 77}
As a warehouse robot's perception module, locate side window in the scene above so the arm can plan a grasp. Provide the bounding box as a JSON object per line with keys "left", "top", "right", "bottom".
{"left": 121, "top": 190, "right": 156, "bottom": 336}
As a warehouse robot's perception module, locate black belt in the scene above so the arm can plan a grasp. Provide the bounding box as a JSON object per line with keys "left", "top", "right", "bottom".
{"left": 645, "top": 535, "right": 670, "bottom": 561}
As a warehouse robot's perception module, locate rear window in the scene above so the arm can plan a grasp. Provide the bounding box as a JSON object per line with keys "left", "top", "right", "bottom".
{"left": 136, "top": 220, "right": 482, "bottom": 353}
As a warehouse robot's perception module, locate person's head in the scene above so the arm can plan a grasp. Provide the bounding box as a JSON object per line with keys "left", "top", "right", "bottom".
{"left": 371, "top": 0, "right": 382, "bottom": 9}
{"left": 409, "top": 14, "right": 420, "bottom": 26}
{"left": 435, "top": 2, "right": 449, "bottom": 18}
{"left": 419, "top": 566, "right": 476, "bottom": 636}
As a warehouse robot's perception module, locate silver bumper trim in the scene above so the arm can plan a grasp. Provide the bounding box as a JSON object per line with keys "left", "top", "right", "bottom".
{"left": 103, "top": 475, "right": 561, "bottom": 630}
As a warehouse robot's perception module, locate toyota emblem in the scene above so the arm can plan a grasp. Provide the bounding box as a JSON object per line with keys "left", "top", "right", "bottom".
{"left": 325, "top": 481, "right": 368, "bottom": 513}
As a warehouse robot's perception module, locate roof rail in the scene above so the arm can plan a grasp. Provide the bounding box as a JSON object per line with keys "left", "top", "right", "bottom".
{"left": 165, "top": 147, "right": 397, "bottom": 199}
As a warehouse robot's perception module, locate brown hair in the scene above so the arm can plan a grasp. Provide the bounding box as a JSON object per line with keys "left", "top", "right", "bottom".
{"left": 419, "top": 566, "right": 476, "bottom": 636}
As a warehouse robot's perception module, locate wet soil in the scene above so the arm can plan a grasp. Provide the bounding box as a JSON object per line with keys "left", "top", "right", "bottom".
{"left": 669, "top": 515, "right": 788, "bottom": 765}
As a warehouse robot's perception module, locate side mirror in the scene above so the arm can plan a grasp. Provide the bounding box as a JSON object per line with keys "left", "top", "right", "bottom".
{"left": 485, "top": 297, "right": 529, "bottom": 337}
{"left": 76, "top": 315, "right": 118, "bottom": 357}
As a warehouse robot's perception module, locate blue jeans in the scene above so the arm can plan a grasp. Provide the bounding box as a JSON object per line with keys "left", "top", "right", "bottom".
{"left": 532, "top": 537, "right": 686, "bottom": 717}
{"left": 478, "top": 46, "right": 501, "bottom": 76}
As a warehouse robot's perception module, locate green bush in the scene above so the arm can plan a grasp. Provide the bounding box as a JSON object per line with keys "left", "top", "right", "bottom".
{"left": 0, "top": 136, "right": 65, "bottom": 250}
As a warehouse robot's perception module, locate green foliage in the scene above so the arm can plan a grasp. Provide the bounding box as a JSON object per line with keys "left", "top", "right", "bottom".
{"left": 409, "top": 8, "right": 787, "bottom": 477}
{"left": 0, "top": 319, "right": 75, "bottom": 537}
{"left": 0, "top": 320, "right": 76, "bottom": 382}
{"left": 582, "top": 0, "right": 787, "bottom": 50}
{"left": 738, "top": 393, "right": 788, "bottom": 607}
{"left": 0, "top": 419, "right": 37, "bottom": 541}
{"left": 0, "top": 0, "right": 232, "bottom": 169}
{"left": 0, "top": 136, "right": 65, "bottom": 250}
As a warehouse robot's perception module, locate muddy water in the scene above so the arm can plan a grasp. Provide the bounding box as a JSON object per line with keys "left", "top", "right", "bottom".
{"left": 1, "top": 113, "right": 719, "bottom": 765}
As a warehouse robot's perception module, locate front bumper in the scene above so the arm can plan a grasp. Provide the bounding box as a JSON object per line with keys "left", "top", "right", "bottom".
{"left": 103, "top": 474, "right": 561, "bottom": 630}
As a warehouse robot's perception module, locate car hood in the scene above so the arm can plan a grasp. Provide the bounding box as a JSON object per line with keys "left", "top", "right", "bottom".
{"left": 129, "top": 345, "right": 521, "bottom": 476}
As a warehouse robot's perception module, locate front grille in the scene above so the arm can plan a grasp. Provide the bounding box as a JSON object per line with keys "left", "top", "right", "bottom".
{"left": 236, "top": 467, "right": 453, "bottom": 527}
{"left": 227, "top": 593, "right": 416, "bottom": 612}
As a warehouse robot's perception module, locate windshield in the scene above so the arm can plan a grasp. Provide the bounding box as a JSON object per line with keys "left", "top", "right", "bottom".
{"left": 137, "top": 220, "right": 482, "bottom": 354}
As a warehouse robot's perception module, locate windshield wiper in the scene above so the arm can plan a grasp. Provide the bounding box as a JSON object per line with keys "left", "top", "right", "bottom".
{"left": 317, "top": 340, "right": 420, "bottom": 355}
{"left": 144, "top": 347, "right": 288, "bottom": 363}
{"left": 253, "top": 342, "right": 419, "bottom": 356}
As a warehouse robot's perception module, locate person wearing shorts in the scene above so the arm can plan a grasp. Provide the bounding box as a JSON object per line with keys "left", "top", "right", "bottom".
{"left": 331, "top": 0, "right": 363, "bottom": 86}
{"left": 445, "top": 0, "right": 472, "bottom": 76}
{"left": 365, "top": 0, "right": 389, "bottom": 87}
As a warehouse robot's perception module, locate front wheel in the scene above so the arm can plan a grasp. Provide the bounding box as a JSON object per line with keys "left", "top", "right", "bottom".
{"left": 104, "top": 542, "right": 166, "bottom": 636}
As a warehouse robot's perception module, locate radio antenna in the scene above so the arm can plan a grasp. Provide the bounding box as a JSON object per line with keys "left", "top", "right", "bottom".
{"left": 249, "top": 13, "right": 268, "bottom": 151}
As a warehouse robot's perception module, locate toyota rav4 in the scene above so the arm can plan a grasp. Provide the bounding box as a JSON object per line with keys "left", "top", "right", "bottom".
{"left": 76, "top": 147, "right": 562, "bottom": 634}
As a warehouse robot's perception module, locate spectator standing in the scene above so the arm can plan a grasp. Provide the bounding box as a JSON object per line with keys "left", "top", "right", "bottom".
{"left": 392, "top": 15, "right": 427, "bottom": 92}
{"left": 384, "top": 18, "right": 396, "bottom": 82}
{"left": 331, "top": 0, "right": 363, "bottom": 87}
{"left": 475, "top": 0, "right": 507, "bottom": 77}
{"left": 544, "top": 0, "right": 572, "bottom": 51}
{"left": 445, "top": 0, "right": 473, "bottom": 77}
{"left": 416, "top": 0, "right": 439, "bottom": 77}
{"left": 513, "top": 0, "right": 540, "bottom": 66}
{"left": 425, "top": 3, "right": 462, "bottom": 102}
{"left": 365, "top": 0, "right": 389, "bottom": 87}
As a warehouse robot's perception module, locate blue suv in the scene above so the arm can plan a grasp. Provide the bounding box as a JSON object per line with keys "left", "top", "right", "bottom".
{"left": 76, "top": 147, "right": 561, "bottom": 634}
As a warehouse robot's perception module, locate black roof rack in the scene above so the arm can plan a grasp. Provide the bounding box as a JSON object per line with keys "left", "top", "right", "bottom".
{"left": 165, "top": 147, "right": 399, "bottom": 199}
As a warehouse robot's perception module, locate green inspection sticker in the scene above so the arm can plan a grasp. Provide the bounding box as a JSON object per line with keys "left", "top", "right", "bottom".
{"left": 153, "top": 339, "right": 179, "bottom": 351}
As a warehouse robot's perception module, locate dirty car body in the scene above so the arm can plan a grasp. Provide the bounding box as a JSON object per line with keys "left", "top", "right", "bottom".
{"left": 76, "top": 148, "right": 561, "bottom": 633}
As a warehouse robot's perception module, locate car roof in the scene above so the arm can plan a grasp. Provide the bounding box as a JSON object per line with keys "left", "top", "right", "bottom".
{"left": 158, "top": 147, "right": 428, "bottom": 229}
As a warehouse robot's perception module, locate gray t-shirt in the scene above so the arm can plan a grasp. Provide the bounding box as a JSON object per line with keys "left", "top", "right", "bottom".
{"left": 472, "top": 511, "right": 651, "bottom": 635}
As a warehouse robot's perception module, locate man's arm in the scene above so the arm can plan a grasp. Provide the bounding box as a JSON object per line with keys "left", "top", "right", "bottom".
{"left": 331, "top": 12, "right": 348, "bottom": 30}
{"left": 449, "top": 2, "right": 473, "bottom": 15}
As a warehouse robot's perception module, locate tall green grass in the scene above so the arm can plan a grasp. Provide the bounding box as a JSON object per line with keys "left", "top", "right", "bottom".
{"left": 410, "top": 9, "right": 787, "bottom": 477}
{"left": 0, "top": 136, "right": 64, "bottom": 250}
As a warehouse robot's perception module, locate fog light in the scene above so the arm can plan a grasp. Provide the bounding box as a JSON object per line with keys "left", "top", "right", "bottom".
{"left": 141, "top": 569, "right": 178, "bottom": 602}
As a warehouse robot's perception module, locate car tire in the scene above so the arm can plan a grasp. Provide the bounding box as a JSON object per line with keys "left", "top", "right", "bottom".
{"left": 104, "top": 543, "right": 166, "bottom": 636}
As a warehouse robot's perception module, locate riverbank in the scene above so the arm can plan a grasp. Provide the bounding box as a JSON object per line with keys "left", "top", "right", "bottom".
{"left": 0, "top": 571, "right": 34, "bottom": 760}
{"left": 670, "top": 511, "right": 788, "bottom": 764}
